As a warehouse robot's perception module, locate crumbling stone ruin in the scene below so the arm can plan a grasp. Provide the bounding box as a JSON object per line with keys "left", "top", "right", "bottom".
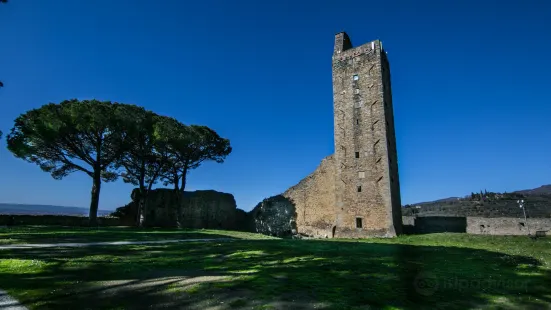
{"left": 120, "top": 188, "right": 241, "bottom": 229}
{"left": 248, "top": 32, "right": 403, "bottom": 238}
{"left": 246, "top": 195, "right": 298, "bottom": 237}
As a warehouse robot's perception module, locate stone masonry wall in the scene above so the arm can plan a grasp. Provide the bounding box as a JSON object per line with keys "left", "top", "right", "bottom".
{"left": 332, "top": 33, "right": 401, "bottom": 237}
{"left": 467, "top": 217, "right": 551, "bottom": 235}
{"left": 403, "top": 216, "right": 551, "bottom": 235}
{"left": 247, "top": 195, "right": 297, "bottom": 237}
{"left": 247, "top": 33, "right": 404, "bottom": 239}
{"left": 181, "top": 190, "right": 237, "bottom": 229}
{"left": 247, "top": 155, "right": 335, "bottom": 238}
{"left": 283, "top": 155, "right": 336, "bottom": 237}
{"left": 133, "top": 188, "right": 238, "bottom": 229}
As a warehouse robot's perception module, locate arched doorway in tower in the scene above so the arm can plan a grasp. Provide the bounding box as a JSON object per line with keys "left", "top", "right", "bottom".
{"left": 332, "top": 226, "right": 336, "bottom": 238}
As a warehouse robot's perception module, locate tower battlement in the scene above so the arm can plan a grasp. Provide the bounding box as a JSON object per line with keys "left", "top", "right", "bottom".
{"left": 334, "top": 32, "right": 353, "bottom": 54}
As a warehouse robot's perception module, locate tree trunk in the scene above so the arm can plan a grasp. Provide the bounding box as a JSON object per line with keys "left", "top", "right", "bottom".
{"left": 137, "top": 164, "right": 146, "bottom": 227}
{"left": 137, "top": 194, "right": 146, "bottom": 227}
{"left": 137, "top": 178, "right": 146, "bottom": 227}
{"left": 173, "top": 170, "right": 179, "bottom": 191}
{"left": 135, "top": 199, "right": 142, "bottom": 227}
{"left": 177, "top": 167, "right": 188, "bottom": 228}
{"left": 88, "top": 170, "right": 102, "bottom": 226}
{"left": 180, "top": 171, "right": 187, "bottom": 193}
{"left": 143, "top": 194, "right": 151, "bottom": 227}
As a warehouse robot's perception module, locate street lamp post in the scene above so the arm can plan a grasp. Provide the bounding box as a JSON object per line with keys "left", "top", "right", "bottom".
{"left": 517, "top": 199, "right": 531, "bottom": 236}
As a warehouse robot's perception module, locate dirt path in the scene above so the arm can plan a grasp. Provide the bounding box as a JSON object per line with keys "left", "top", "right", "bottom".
{"left": 0, "top": 238, "right": 234, "bottom": 250}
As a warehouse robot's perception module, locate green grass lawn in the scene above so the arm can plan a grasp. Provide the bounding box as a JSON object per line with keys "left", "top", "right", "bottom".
{"left": 0, "top": 226, "right": 275, "bottom": 245}
{"left": 0, "top": 227, "right": 550, "bottom": 310}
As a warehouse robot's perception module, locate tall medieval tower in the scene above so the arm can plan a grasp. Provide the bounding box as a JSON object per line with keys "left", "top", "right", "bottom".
{"left": 332, "top": 32, "right": 402, "bottom": 237}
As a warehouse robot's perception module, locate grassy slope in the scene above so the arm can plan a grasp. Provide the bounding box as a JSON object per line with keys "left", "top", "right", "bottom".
{"left": 0, "top": 227, "right": 550, "bottom": 310}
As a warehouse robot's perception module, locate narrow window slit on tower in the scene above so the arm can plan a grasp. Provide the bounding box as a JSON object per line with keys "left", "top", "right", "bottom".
{"left": 355, "top": 152, "right": 360, "bottom": 158}
{"left": 371, "top": 119, "right": 379, "bottom": 130}
{"left": 356, "top": 218, "right": 363, "bottom": 228}
{"left": 376, "top": 157, "right": 382, "bottom": 163}
{"left": 357, "top": 186, "right": 362, "bottom": 192}
{"left": 377, "top": 176, "right": 383, "bottom": 183}
{"left": 356, "top": 119, "right": 359, "bottom": 125}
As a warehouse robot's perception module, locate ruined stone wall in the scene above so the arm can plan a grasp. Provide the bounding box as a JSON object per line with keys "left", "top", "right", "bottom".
{"left": 283, "top": 155, "right": 336, "bottom": 237}
{"left": 247, "top": 195, "right": 297, "bottom": 237}
{"left": 181, "top": 190, "right": 237, "bottom": 230}
{"left": 247, "top": 155, "right": 335, "bottom": 238}
{"left": 131, "top": 188, "right": 238, "bottom": 229}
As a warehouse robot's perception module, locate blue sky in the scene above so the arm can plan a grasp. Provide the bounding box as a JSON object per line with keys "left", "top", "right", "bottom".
{"left": 0, "top": 0, "right": 550, "bottom": 212}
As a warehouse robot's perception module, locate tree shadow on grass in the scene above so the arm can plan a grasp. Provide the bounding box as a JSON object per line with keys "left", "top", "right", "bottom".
{"left": 0, "top": 226, "right": 242, "bottom": 245}
{"left": 0, "top": 239, "right": 549, "bottom": 309}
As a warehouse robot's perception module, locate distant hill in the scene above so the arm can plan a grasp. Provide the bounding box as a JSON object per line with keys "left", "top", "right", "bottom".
{"left": 416, "top": 197, "right": 462, "bottom": 206}
{"left": 404, "top": 184, "right": 551, "bottom": 218}
{"left": 513, "top": 184, "right": 551, "bottom": 196}
{"left": 0, "top": 203, "right": 111, "bottom": 216}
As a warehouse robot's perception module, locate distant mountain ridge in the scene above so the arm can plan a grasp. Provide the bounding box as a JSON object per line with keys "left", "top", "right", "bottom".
{"left": 513, "top": 184, "right": 551, "bottom": 196}
{"left": 0, "top": 203, "right": 111, "bottom": 216}
{"left": 411, "top": 184, "right": 551, "bottom": 206}
{"left": 405, "top": 184, "right": 551, "bottom": 218}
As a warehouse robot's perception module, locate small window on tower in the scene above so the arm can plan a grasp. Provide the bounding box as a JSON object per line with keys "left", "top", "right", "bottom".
{"left": 356, "top": 218, "right": 363, "bottom": 228}
{"left": 353, "top": 75, "right": 359, "bottom": 81}
{"left": 355, "top": 152, "right": 360, "bottom": 158}
{"left": 357, "top": 186, "right": 362, "bottom": 192}
{"left": 356, "top": 119, "right": 360, "bottom": 125}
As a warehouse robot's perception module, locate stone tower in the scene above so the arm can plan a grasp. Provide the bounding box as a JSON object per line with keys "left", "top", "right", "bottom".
{"left": 332, "top": 32, "right": 402, "bottom": 237}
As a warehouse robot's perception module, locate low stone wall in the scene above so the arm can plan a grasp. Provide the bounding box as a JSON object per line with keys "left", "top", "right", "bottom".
{"left": 0, "top": 215, "right": 122, "bottom": 226}
{"left": 467, "top": 217, "right": 551, "bottom": 235}
{"left": 403, "top": 216, "right": 551, "bottom": 235}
